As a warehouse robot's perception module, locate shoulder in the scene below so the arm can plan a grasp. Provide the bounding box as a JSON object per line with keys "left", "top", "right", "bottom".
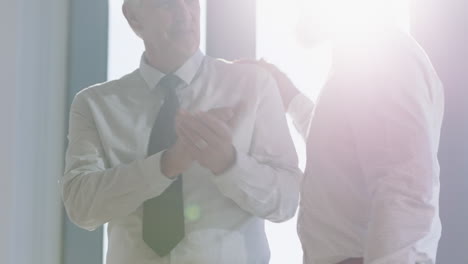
{"left": 201, "top": 57, "right": 281, "bottom": 110}
{"left": 331, "top": 30, "right": 441, "bottom": 101}
{"left": 203, "top": 57, "right": 278, "bottom": 102}
{"left": 72, "top": 70, "right": 142, "bottom": 104}
{"left": 205, "top": 56, "right": 274, "bottom": 84}
{"left": 334, "top": 31, "right": 416, "bottom": 74}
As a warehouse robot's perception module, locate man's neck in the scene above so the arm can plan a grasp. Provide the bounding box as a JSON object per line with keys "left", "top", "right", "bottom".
{"left": 144, "top": 49, "right": 195, "bottom": 74}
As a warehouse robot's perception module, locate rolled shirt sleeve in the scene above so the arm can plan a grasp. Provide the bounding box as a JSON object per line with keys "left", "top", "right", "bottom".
{"left": 213, "top": 72, "right": 303, "bottom": 223}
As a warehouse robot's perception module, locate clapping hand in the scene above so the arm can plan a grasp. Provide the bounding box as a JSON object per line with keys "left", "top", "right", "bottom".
{"left": 175, "top": 107, "right": 238, "bottom": 175}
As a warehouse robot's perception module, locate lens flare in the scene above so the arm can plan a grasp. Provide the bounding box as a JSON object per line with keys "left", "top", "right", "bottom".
{"left": 185, "top": 204, "right": 201, "bottom": 222}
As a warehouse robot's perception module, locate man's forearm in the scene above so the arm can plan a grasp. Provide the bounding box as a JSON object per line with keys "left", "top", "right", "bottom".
{"left": 62, "top": 153, "right": 174, "bottom": 230}
{"left": 287, "top": 93, "right": 315, "bottom": 140}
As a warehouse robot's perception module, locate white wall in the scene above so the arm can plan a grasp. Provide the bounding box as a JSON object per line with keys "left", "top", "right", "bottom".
{"left": 0, "top": 2, "right": 17, "bottom": 264}
{"left": 0, "top": 0, "right": 69, "bottom": 263}
{"left": 410, "top": 1, "right": 468, "bottom": 262}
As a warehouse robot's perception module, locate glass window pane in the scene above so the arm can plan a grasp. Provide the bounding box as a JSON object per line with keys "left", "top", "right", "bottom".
{"left": 257, "top": 0, "right": 331, "bottom": 262}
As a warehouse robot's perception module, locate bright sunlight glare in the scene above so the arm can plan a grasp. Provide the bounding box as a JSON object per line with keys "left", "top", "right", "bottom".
{"left": 298, "top": 0, "right": 410, "bottom": 40}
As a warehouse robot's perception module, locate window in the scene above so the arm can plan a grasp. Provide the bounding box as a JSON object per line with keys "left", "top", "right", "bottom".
{"left": 257, "top": 0, "right": 332, "bottom": 262}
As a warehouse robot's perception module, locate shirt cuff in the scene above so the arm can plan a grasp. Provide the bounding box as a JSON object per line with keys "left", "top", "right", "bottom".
{"left": 141, "top": 151, "right": 176, "bottom": 197}
{"left": 287, "top": 93, "right": 312, "bottom": 117}
{"left": 211, "top": 148, "right": 249, "bottom": 196}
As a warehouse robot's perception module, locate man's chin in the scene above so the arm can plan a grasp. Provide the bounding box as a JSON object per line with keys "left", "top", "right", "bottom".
{"left": 174, "top": 41, "right": 199, "bottom": 56}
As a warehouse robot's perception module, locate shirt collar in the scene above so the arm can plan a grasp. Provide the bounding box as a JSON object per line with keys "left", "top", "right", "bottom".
{"left": 139, "top": 50, "right": 205, "bottom": 91}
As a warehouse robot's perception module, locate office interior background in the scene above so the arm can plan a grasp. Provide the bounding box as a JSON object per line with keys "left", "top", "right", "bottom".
{"left": 1, "top": 0, "right": 467, "bottom": 263}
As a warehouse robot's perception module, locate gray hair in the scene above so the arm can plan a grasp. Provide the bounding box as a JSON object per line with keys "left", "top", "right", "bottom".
{"left": 123, "top": 0, "right": 141, "bottom": 6}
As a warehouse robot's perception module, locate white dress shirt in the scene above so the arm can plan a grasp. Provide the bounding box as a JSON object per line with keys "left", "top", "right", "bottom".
{"left": 290, "top": 31, "right": 444, "bottom": 264}
{"left": 61, "top": 50, "right": 301, "bottom": 264}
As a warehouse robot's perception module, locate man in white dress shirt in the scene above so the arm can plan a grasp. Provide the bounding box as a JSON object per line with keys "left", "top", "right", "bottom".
{"left": 60, "top": 0, "right": 301, "bottom": 263}
{"left": 257, "top": 26, "right": 444, "bottom": 264}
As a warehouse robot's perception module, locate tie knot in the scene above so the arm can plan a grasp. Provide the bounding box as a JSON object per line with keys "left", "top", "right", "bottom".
{"left": 159, "top": 74, "right": 182, "bottom": 92}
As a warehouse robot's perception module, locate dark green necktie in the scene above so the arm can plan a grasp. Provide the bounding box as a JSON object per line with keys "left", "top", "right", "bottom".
{"left": 143, "top": 74, "right": 185, "bottom": 257}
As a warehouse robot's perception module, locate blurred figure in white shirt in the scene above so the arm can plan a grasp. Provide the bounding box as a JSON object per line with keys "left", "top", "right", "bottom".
{"left": 247, "top": 0, "right": 444, "bottom": 263}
